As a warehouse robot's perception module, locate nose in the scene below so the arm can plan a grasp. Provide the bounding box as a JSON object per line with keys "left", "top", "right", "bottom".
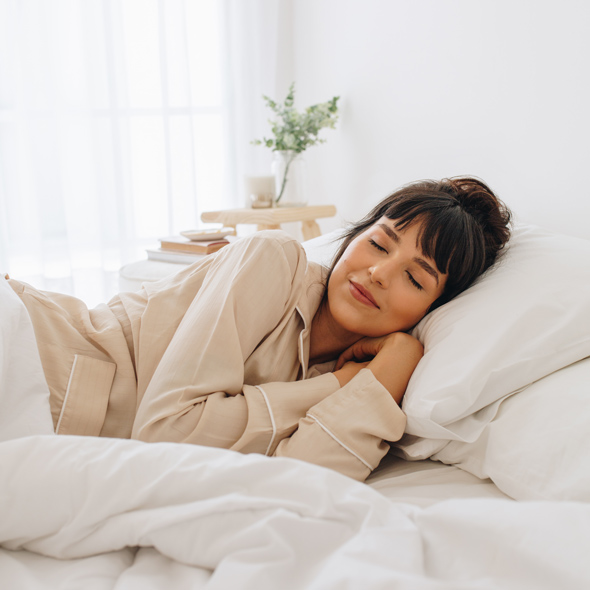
{"left": 368, "top": 259, "right": 392, "bottom": 287}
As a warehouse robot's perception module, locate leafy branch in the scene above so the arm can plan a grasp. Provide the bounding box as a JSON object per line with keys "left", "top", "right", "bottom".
{"left": 252, "top": 82, "right": 340, "bottom": 154}
{"left": 252, "top": 83, "right": 340, "bottom": 203}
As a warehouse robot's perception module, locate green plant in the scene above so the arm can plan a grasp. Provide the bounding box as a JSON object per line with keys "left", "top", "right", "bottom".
{"left": 252, "top": 83, "right": 339, "bottom": 203}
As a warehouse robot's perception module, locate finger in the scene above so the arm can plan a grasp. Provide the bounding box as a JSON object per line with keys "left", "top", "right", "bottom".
{"left": 348, "top": 338, "right": 381, "bottom": 361}
{"left": 335, "top": 348, "right": 354, "bottom": 370}
{"left": 335, "top": 342, "right": 369, "bottom": 369}
{"left": 335, "top": 340, "right": 378, "bottom": 370}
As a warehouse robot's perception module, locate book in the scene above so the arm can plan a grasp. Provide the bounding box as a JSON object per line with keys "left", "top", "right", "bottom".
{"left": 159, "top": 235, "right": 230, "bottom": 254}
{"left": 146, "top": 248, "right": 208, "bottom": 264}
{"left": 180, "top": 226, "right": 235, "bottom": 241}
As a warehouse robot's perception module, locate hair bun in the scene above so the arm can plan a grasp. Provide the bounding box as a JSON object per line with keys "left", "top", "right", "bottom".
{"left": 444, "top": 177, "right": 512, "bottom": 257}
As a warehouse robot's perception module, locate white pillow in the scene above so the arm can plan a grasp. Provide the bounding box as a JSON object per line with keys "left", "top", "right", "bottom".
{"left": 304, "top": 225, "right": 590, "bottom": 463}
{"left": 302, "top": 228, "right": 345, "bottom": 267}
{"left": 396, "top": 224, "right": 590, "bottom": 459}
{"left": 0, "top": 278, "right": 54, "bottom": 441}
{"left": 432, "top": 357, "right": 590, "bottom": 501}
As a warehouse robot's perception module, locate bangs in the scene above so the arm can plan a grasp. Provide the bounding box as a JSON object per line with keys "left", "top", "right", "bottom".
{"left": 384, "top": 197, "right": 487, "bottom": 301}
{"left": 327, "top": 177, "right": 510, "bottom": 311}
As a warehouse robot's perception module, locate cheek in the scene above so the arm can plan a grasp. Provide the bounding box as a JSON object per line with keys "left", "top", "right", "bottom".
{"left": 384, "top": 290, "right": 432, "bottom": 329}
{"left": 327, "top": 269, "right": 350, "bottom": 315}
{"left": 330, "top": 254, "right": 354, "bottom": 286}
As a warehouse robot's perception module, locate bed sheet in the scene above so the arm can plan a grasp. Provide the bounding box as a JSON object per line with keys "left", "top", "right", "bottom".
{"left": 367, "top": 453, "right": 511, "bottom": 507}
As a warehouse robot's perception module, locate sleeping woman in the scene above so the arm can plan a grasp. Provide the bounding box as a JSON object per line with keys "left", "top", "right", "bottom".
{"left": 6, "top": 177, "right": 511, "bottom": 481}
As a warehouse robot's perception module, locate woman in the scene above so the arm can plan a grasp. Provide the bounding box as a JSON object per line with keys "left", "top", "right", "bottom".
{"left": 7, "top": 177, "right": 511, "bottom": 481}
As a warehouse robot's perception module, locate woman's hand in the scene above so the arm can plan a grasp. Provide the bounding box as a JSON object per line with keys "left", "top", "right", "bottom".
{"left": 335, "top": 332, "right": 422, "bottom": 370}
{"left": 334, "top": 333, "right": 424, "bottom": 405}
{"left": 333, "top": 360, "right": 370, "bottom": 388}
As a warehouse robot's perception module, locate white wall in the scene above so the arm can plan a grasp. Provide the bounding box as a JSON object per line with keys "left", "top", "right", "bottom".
{"left": 283, "top": 0, "right": 590, "bottom": 239}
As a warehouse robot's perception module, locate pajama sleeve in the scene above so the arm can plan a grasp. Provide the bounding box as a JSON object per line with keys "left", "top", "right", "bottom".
{"left": 132, "top": 232, "right": 407, "bottom": 481}
{"left": 132, "top": 233, "right": 338, "bottom": 447}
{"left": 271, "top": 369, "right": 407, "bottom": 481}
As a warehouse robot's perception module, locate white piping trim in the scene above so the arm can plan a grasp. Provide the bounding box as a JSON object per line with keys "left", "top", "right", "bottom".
{"left": 295, "top": 305, "right": 307, "bottom": 379}
{"left": 307, "top": 413, "right": 373, "bottom": 470}
{"left": 256, "top": 385, "right": 276, "bottom": 456}
{"left": 56, "top": 355, "right": 78, "bottom": 434}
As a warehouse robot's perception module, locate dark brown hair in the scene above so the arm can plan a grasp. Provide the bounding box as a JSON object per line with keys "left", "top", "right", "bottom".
{"left": 327, "top": 177, "right": 512, "bottom": 311}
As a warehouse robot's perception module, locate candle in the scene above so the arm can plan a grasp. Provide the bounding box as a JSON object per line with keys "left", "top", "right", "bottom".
{"left": 244, "top": 175, "right": 276, "bottom": 208}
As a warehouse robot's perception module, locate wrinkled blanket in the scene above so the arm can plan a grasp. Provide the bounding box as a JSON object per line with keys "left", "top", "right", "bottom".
{"left": 1, "top": 434, "right": 589, "bottom": 590}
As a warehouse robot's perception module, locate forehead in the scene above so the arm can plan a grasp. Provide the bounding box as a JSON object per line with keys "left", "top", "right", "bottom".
{"left": 371, "top": 216, "right": 447, "bottom": 277}
{"left": 372, "top": 216, "right": 428, "bottom": 251}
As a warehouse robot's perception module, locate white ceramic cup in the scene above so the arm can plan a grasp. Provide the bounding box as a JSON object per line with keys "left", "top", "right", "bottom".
{"left": 244, "top": 175, "right": 276, "bottom": 208}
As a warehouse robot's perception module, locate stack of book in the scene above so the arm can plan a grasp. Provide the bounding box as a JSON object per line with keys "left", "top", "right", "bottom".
{"left": 146, "top": 227, "right": 235, "bottom": 264}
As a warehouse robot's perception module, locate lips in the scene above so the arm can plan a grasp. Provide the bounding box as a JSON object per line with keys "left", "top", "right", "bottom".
{"left": 349, "top": 281, "right": 379, "bottom": 308}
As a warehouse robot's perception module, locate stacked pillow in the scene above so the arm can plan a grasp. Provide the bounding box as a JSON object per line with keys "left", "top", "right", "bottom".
{"left": 432, "top": 356, "right": 590, "bottom": 501}
{"left": 304, "top": 224, "right": 590, "bottom": 500}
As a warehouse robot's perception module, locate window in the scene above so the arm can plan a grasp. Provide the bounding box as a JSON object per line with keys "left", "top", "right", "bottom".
{"left": 0, "top": 0, "right": 234, "bottom": 305}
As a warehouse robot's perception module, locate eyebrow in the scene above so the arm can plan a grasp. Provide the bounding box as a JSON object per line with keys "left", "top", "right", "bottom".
{"left": 376, "top": 223, "right": 440, "bottom": 285}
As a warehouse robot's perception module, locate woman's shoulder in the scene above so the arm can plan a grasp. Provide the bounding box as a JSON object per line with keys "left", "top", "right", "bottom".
{"left": 238, "top": 229, "right": 304, "bottom": 251}
{"left": 227, "top": 230, "right": 308, "bottom": 272}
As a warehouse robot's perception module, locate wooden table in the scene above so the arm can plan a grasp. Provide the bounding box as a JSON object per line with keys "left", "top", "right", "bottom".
{"left": 201, "top": 205, "right": 337, "bottom": 241}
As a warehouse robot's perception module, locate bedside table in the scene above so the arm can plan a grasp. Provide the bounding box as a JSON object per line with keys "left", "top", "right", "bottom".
{"left": 201, "top": 204, "right": 337, "bottom": 241}
{"left": 119, "top": 205, "right": 338, "bottom": 293}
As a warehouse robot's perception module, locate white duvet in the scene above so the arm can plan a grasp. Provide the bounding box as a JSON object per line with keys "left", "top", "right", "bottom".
{"left": 2, "top": 434, "right": 590, "bottom": 590}
{"left": 2, "top": 277, "right": 590, "bottom": 589}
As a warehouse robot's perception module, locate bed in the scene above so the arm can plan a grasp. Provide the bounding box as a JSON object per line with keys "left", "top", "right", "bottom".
{"left": 1, "top": 222, "right": 590, "bottom": 589}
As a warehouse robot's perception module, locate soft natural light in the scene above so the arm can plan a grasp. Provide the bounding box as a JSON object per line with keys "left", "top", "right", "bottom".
{"left": 122, "top": 0, "right": 162, "bottom": 109}
{"left": 130, "top": 117, "right": 169, "bottom": 238}
{"left": 185, "top": 0, "right": 223, "bottom": 107}
{"left": 0, "top": 0, "right": 231, "bottom": 307}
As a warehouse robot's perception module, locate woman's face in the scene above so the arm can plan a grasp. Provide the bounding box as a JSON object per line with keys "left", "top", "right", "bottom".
{"left": 327, "top": 217, "right": 448, "bottom": 338}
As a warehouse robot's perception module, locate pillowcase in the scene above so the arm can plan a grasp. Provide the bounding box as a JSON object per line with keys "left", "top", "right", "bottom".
{"left": 304, "top": 224, "right": 590, "bottom": 462}
{"left": 432, "top": 357, "right": 590, "bottom": 501}
{"left": 397, "top": 224, "right": 590, "bottom": 459}
{"left": 302, "top": 227, "right": 344, "bottom": 267}
{"left": 0, "top": 278, "right": 54, "bottom": 441}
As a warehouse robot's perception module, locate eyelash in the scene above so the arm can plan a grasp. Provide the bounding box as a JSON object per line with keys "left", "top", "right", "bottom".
{"left": 407, "top": 272, "right": 423, "bottom": 291}
{"left": 369, "top": 238, "right": 386, "bottom": 252}
{"left": 368, "top": 239, "right": 424, "bottom": 291}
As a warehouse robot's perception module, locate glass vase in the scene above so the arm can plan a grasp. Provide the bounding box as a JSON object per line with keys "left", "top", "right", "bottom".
{"left": 272, "top": 150, "right": 308, "bottom": 207}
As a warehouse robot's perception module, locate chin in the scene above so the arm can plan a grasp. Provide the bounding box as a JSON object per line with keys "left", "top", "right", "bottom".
{"left": 348, "top": 323, "right": 395, "bottom": 339}
{"left": 350, "top": 319, "right": 416, "bottom": 339}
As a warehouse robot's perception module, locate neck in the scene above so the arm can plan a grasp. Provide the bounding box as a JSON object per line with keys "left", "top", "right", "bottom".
{"left": 309, "top": 299, "right": 360, "bottom": 366}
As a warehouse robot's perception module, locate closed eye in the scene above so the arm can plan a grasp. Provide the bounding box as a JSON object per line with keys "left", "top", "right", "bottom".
{"left": 369, "top": 238, "right": 387, "bottom": 253}
{"left": 407, "top": 271, "right": 423, "bottom": 291}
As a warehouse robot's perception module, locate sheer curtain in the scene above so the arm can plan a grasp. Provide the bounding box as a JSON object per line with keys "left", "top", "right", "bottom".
{"left": 224, "top": 0, "right": 294, "bottom": 184}
{"left": 0, "top": 0, "right": 249, "bottom": 306}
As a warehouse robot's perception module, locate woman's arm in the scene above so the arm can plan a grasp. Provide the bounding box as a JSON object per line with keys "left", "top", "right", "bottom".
{"left": 133, "top": 233, "right": 412, "bottom": 481}
{"left": 272, "top": 334, "right": 418, "bottom": 481}
{"left": 132, "top": 233, "right": 341, "bottom": 452}
{"left": 334, "top": 332, "right": 424, "bottom": 404}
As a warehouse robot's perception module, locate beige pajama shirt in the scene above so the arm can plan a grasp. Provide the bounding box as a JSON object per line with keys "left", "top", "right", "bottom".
{"left": 9, "top": 231, "right": 406, "bottom": 481}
